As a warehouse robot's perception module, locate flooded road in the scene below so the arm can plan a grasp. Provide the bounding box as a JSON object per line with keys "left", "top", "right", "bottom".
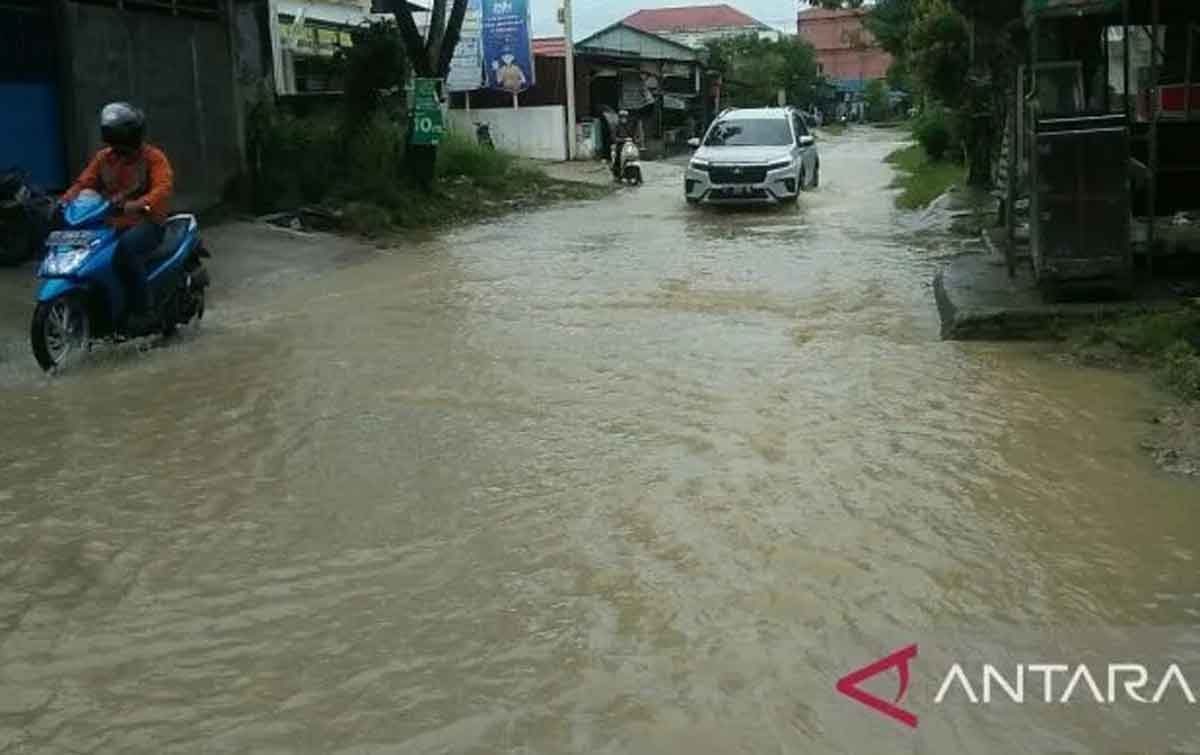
{"left": 0, "top": 129, "right": 1197, "bottom": 753}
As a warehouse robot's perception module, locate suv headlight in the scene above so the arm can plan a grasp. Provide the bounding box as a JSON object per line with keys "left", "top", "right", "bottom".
{"left": 41, "top": 246, "right": 93, "bottom": 276}
{"left": 689, "top": 158, "right": 710, "bottom": 171}
{"left": 766, "top": 158, "right": 795, "bottom": 171}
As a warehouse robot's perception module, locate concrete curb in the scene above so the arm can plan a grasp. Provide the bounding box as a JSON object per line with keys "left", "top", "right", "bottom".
{"left": 934, "top": 252, "right": 1184, "bottom": 342}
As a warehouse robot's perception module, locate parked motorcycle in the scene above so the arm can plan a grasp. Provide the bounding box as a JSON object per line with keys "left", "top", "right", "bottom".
{"left": 0, "top": 169, "right": 55, "bottom": 267}
{"left": 475, "top": 122, "right": 495, "bottom": 150}
{"left": 610, "top": 138, "right": 643, "bottom": 185}
{"left": 30, "top": 189, "right": 211, "bottom": 372}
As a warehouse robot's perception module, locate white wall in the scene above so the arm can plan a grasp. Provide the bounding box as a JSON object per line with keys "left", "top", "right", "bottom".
{"left": 449, "top": 105, "right": 567, "bottom": 161}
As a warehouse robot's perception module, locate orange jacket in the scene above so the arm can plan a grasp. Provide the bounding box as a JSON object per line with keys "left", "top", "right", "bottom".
{"left": 63, "top": 145, "right": 174, "bottom": 229}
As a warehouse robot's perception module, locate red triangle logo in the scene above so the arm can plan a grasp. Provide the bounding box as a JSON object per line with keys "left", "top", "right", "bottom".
{"left": 835, "top": 644, "right": 919, "bottom": 729}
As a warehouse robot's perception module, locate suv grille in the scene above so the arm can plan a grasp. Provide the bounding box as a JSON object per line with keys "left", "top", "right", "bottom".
{"left": 709, "top": 165, "right": 768, "bottom": 184}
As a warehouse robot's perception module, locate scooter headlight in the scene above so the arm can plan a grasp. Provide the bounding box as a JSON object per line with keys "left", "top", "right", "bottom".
{"left": 40, "top": 230, "right": 101, "bottom": 276}
{"left": 41, "top": 247, "right": 93, "bottom": 276}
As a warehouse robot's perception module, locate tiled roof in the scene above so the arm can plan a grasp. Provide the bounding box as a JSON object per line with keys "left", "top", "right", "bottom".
{"left": 532, "top": 37, "right": 566, "bottom": 58}
{"left": 797, "top": 7, "right": 867, "bottom": 21}
{"left": 622, "top": 4, "right": 768, "bottom": 33}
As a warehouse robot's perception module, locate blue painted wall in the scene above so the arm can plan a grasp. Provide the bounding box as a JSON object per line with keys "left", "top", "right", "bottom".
{"left": 0, "top": 82, "right": 66, "bottom": 189}
{"left": 0, "top": 6, "right": 65, "bottom": 189}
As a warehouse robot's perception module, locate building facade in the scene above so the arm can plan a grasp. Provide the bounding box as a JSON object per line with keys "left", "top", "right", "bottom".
{"left": 796, "top": 6, "right": 892, "bottom": 94}
{"left": 271, "top": 0, "right": 426, "bottom": 94}
{"left": 621, "top": 4, "right": 780, "bottom": 49}
{"left": 0, "top": 0, "right": 250, "bottom": 210}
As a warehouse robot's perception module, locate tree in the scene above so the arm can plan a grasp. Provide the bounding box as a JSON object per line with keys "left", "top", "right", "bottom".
{"left": 864, "top": 78, "right": 890, "bottom": 121}
{"left": 908, "top": 0, "right": 969, "bottom": 107}
{"left": 377, "top": 0, "right": 470, "bottom": 78}
{"left": 706, "top": 35, "right": 822, "bottom": 109}
{"left": 338, "top": 20, "right": 409, "bottom": 134}
{"left": 866, "top": 0, "right": 915, "bottom": 59}
{"left": 375, "top": 0, "right": 471, "bottom": 189}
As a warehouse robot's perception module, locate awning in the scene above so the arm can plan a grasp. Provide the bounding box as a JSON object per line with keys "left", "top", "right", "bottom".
{"left": 662, "top": 94, "right": 690, "bottom": 110}
{"left": 620, "top": 73, "right": 654, "bottom": 110}
{"left": 279, "top": 1, "right": 393, "bottom": 27}
{"left": 1024, "top": 0, "right": 1121, "bottom": 19}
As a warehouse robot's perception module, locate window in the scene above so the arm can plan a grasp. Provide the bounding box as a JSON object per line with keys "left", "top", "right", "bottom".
{"left": 704, "top": 119, "right": 795, "bottom": 147}
{"left": 793, "top": 114, "right": 809, "bottom": 140}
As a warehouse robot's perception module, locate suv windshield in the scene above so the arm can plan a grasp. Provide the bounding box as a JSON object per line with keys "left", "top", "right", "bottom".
{"left": 704, "top": 118, "right": 793, "bottom": 147}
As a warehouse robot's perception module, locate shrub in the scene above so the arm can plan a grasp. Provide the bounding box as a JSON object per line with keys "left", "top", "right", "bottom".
{"left": 250, "top": 106, "right": 341, "bottom": 211}
{"left": 338, "top": 20, "right": 409, "bottom": 133}
{"left": 1163, "top": 342, "right": 1200, "bottom": 400}
{"left": 864, "top": 79, "right": 890, "bottom": 122}
{"left": 342, "top": 201, "right": 394, "bottom": 237}
{"left": 343, "top": 116, "right": 407, "bottom": 204}
{"left": 436, "top": 131, "right": 514, "bottom": 180}
{"left": 914, "top": 105, "right": 953, "bottom": 161}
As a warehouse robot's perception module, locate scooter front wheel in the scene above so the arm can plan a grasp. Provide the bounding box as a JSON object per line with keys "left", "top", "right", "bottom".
{"left": 31, "top": 295, "right": 90, "bottom": 372}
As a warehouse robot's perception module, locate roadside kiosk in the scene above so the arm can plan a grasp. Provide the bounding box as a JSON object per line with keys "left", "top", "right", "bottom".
{"left": 1020, "top": 0, "right": 1200, "bottom": 298}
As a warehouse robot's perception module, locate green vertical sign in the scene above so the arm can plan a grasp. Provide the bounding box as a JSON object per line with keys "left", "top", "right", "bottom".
{"left": 411, "top": 78, "right": 445, "bottom": 146}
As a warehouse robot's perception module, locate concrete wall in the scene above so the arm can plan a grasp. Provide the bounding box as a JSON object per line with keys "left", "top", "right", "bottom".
{"left": 448, "top": 105, "right": 567, "bottom": 161}
{"left": 61, "top": 2, "right": 243, "bottom": 212}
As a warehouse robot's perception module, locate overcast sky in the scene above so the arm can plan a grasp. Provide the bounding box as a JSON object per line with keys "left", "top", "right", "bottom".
{"left": 529, "top": 0, "right": 809, "bottom": 38}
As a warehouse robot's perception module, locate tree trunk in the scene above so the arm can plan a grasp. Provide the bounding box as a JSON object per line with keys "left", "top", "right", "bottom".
{"left": 378, "top": 0, "right": 471, "bottom": 191}
{"left": 966, "top": 113, "right": 993, "bottom": 186}
{"left": 437, "top": 0, "right": 470, "bottom": 76}
{"left": 426, "top": 0, "right": 447, "bottom": 71}
{"left": 381, "top": 0, "right": 433, "bottom": 77}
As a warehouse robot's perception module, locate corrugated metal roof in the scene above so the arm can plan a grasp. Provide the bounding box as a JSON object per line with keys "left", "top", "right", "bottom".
{"left": 622, "top": 4, "right": 768, "bottom": 33}
{"left": 1024, "top": 0, "right": 1121, "bottom": 17}
{"left": 577, "top": 24, "right": 701, "bottom": 62}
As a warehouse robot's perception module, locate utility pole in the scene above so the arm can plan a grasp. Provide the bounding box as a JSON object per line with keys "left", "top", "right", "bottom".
{"left": 561, "top": 0, "right": 577, "bottom": 159}
{"left": 266, "top": 0, "right": 286, "bottom": 95}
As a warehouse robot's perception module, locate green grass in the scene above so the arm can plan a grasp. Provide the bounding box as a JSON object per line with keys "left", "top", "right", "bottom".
{"left": 255, "top": 120, "right": 608, "bottom": 237}
{"left": 885, "top": 144, "right": 965, "bottom": 210}
{"left": 1068, "top": 307, "right": 1200, "bottom": 401}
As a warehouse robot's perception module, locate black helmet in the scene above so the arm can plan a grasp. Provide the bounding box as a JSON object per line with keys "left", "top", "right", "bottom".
{"left": 100, "top": 102, "right": 145, "bottom": 150}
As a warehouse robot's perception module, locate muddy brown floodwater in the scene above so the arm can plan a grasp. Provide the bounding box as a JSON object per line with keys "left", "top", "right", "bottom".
{"left": 0, "top": 130, "right": 1197, "bottom": 753}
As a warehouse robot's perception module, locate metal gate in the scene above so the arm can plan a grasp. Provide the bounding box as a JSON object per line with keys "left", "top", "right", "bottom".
{"left": 0, "top": 1, "right": 66, "bottom": 189}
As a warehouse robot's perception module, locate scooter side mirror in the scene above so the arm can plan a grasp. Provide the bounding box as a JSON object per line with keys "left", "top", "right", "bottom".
{"left": 687, "top": 137, "right": 701, "bottom": 149}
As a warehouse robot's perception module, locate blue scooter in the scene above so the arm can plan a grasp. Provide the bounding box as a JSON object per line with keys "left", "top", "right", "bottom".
{"left": 30, "top": 189, "right": 211, "bottom": 371}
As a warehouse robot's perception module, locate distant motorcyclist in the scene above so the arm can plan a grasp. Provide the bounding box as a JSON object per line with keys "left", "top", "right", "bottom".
{"left": 61, "top": 103, "right": 174, "bottom": 321}
{"left": 611, "top": 110, "right": 635, "bottom": 179}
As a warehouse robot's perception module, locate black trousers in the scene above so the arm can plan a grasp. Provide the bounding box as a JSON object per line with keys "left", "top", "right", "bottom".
{"left": 115, "top": 221, "right": 164, "bottom": 313}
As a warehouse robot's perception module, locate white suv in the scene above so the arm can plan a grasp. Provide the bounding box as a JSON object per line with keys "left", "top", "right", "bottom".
{"left": 684, "top": 107, "right": 820, "bottom": 205}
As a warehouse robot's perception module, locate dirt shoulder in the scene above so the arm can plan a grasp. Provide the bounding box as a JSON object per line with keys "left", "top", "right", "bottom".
{"left": 1141, "top": 403, "right": 1200, "bottom": 478}
{"left": 1062, "top": 306, "right": 1200, "bottom": 478}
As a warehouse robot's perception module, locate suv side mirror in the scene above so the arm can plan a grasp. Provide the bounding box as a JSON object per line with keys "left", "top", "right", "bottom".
{"left": 799, "top": 134, "right": 815, "bottom": 147}
{"left": 687, "top": 137, "right": 701, "bottom": 149}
